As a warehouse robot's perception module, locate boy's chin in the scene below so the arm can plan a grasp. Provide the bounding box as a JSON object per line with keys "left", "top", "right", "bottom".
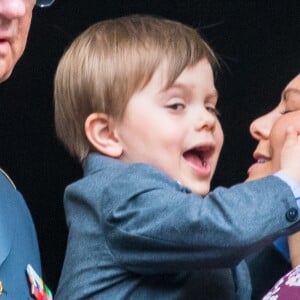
{"left": 190, "top": 184, "right": 210, "bottom": 196}
{"left": 178, "top": 177, "right": 210, "bottom": 196}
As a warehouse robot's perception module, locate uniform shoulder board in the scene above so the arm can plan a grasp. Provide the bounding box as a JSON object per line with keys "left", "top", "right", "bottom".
{"left": 0, "top": 168, "right": 16, "bottom": 190}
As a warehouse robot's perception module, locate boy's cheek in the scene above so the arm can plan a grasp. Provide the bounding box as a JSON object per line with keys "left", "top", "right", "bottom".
{"left": 214, "top": 122, "right": 224, "bottom": 150}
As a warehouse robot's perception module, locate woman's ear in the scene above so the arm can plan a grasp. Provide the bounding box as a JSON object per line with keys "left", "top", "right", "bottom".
{"left": 85, "top": 113, "right": 123, "bottom": 158}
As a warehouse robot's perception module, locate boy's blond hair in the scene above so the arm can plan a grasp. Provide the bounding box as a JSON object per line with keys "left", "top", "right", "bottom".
{"left": 54, "top": 14, "right": 218, "bottom": 161}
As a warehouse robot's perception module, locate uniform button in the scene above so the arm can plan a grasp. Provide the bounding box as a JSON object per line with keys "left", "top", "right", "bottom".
{"left": 286, "top": 207, "right": 298, "bottom": 222}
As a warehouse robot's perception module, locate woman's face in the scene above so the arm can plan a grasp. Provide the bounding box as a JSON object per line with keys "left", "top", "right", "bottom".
{"left": 247, "top": 74, "right": 300, "bottom": 181}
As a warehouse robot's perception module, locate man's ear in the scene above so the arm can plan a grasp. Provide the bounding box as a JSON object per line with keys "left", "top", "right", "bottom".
{"left": 85, "top": 113, "right": 123, "bottom": 158}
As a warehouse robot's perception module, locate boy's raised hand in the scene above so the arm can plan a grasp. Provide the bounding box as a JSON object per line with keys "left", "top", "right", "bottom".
{"left": 281, "top": 126, "right": 300, "bottom": 184}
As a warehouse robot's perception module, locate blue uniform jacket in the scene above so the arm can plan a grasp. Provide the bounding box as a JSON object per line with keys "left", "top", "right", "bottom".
{"left": 56, "top": 153, "right": 300, "bottom": 300}
{"left": 0, "top": 169, "right": 41, "bottom": 299}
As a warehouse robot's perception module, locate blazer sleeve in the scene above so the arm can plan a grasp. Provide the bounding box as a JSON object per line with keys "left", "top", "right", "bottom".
{"left": 100, "top": 164, "right": 300, "bottom": 274}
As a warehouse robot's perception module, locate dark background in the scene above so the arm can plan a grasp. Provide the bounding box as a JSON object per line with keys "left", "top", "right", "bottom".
{"left": 0, "top": 0, "right": 299, "bottom": 293}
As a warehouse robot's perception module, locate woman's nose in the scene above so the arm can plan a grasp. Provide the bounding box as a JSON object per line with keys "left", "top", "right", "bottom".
{"left": 249, "top": 111, "right": 276, "bottom": 141}
{"left": 0, "top": 0, "right": 26, "bottom": 19}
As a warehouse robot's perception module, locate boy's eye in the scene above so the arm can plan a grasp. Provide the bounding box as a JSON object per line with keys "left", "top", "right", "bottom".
{"left": 206, "top": 105, "right": 221, "bottom": 117}
{"left": 166, "top": 102, "right": 185, "bottom": 111}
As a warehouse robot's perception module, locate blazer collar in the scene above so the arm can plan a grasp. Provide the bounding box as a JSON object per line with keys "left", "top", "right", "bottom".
{"left": 83, "top": 153, "right": 124, "bottom": 177}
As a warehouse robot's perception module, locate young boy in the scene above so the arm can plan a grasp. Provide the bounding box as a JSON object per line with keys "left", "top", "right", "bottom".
{"left": 54, "top": 15, "right": 300, "bottom": 299}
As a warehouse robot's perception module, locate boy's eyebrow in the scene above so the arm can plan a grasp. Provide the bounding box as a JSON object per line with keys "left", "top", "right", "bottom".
{"left": 164, "top": 82, "right": 219, "bottom": 99}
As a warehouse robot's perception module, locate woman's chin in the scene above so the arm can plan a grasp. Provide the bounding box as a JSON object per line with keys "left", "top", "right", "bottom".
{"left": 246, "top": 162, "right": 274, "bottom": 182}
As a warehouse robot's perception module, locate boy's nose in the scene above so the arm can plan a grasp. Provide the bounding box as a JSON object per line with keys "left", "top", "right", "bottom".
{"left": 0, "top": 0, "right": 26, "bottom": 19}
{"left": 194, "top": 108, "right": 216, "bottom": 131}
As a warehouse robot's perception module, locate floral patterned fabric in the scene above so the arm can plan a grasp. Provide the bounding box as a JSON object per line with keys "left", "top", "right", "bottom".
{"left": 263, "top": 265, "right": 300, "bottom": 299}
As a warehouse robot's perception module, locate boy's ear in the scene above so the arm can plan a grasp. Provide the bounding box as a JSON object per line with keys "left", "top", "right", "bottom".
{"left": 85, "top": 113, "right": 123, "bottom": 158}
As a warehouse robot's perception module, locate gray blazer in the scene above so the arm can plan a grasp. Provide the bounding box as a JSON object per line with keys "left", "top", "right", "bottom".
{"left": 0, "top": 169, "right": 41, "bottom": 299}
{"left": 56, "top": 153, "right": 299, "bottom": 300}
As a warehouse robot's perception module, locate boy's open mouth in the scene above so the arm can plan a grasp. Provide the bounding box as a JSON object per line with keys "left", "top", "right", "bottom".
{"left": 183, "top": 145, "right": 214, "bottom": 169}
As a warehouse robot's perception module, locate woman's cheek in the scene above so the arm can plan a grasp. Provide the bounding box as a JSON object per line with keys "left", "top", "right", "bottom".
{"left": 269, "top": 112, "right": 300, "bottom": 171}
{"left": 269, "top": 117, "right": 288, "bottom": 172}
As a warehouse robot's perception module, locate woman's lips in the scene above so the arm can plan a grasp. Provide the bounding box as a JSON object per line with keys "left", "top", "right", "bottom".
{"left": 247, "top": 157, "right": 271, "bottom": 175}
